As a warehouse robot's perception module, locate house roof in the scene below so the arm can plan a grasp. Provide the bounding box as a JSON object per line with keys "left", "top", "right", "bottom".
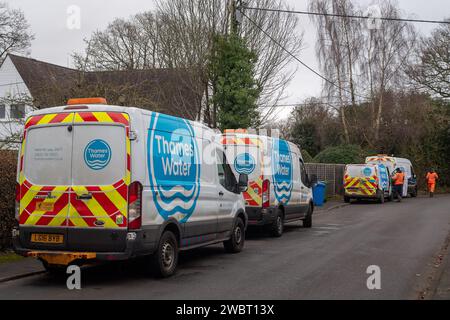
{"left": 7, "top": 54, "right": 202, "bottom": 120}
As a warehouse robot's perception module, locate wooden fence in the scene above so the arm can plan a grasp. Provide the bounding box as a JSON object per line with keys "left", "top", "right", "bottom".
{"left": 305, "top": 163, "right": 346, "bottom": 197}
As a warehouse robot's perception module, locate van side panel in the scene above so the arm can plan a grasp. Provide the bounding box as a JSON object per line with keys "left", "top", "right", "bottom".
{"left": 145, "top": 113, "right": 219, "bottom": 247}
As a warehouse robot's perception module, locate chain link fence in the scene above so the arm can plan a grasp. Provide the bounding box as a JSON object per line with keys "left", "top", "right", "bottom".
{"left": 306, "top": 163, "right": 346, "bottom": 197}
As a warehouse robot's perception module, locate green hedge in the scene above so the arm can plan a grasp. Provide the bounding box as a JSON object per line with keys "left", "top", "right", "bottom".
{"left": 0, "top": 151, "right": 18, "bottom": 250}
{"left": 313, "top": 144, "right": 365, "bottom": 164}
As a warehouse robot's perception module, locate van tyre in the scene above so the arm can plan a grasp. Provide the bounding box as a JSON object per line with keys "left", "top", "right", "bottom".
{"left": 344, "top": 196, "right": 350, "bottom": 203}
{"left": 378, "top": 191, "right": 385, "bottom": 204}
{"left": 224, "top": 218, "right": 245, "bottom": 253}
{"left": 151, "top": 230, "right": 178, "bottom": 278}
{"left": 270, "top": 209, "right": 284, "bottom": 237}
{"left": 303, "top": 204, "right": 313, "bottom": 228}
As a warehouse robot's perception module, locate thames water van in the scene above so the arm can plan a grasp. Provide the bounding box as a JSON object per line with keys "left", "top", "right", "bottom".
{"left": 343, "top": 164, "right": 392, "bottom": 203}
{"left": 220, "top": 130, "right": 314, "bottom": 237}
{"left": 366, "top": 155, "right": 417, "bottom": 197}
{"left": 12, "top": 98, "right": 249, "bottom": 277}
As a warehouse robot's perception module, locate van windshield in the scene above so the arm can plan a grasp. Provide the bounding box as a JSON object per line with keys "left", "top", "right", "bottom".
{"left": 346, "top": 166, "right": 375, "bottom": 178}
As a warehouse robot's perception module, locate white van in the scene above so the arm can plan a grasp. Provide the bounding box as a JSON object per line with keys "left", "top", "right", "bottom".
{"left": 366, "top": 155, "right": 418, "bottom": 197}
{"left": 12, "top": 98, "right": 249, "bottom": 277}
{"left": 220, "top": 130, "right": 314, "bottom": 237}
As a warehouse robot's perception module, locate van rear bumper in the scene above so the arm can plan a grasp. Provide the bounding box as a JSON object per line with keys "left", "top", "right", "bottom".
{"left": 344, "top": 192, "right": 379, "bottom": 199}
{"left": 12, "top": 226, "right": 160, "bottom": 265}
{"left": 246, "top": 206, "right": 277, "bottom": 226}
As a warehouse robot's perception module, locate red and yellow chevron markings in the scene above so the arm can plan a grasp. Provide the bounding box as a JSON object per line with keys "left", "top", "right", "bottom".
{"left": 344, "top": 175, "right": 379, "bottom": 196}
{"left": 222, "top": 133, "right": 264, "bottom": 207}
{"left": 244, "top": 175, "right": 263, "bottom": 207}
{"left": 19, "top": 111, "right": 131, "bottom": 229}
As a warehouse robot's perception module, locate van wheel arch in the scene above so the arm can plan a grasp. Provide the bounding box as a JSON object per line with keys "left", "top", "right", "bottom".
{"left": 236, "top": 210, "right": 248, "bottom": 229}
{"left": 278, "top": 205, "right": 286, "bottom": 220}
{"left": 160, "top": 219, "right": 182, "bottom": 247}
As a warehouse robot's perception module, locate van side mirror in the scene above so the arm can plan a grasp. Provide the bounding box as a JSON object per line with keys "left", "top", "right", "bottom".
{"left": 238, "top": 174, "right": 248, "bottom": 193}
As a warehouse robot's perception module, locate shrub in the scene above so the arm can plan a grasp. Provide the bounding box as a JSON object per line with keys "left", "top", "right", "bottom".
{"left": 313, "top": 144, "right": 365, "bottom": 164}
{"left": 301, "top": 149, "right": 314, "bottom": 163}
{"left": 0, "top": 150, "right": 18, "bottom": 250}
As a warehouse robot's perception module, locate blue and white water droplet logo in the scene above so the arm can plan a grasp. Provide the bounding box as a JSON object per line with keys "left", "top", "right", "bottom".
{"left": 234, "top": 153, "right": 255, "bottom": 175}
{"left": 363, "top": 167, "right": 373, "bottom": 177}
{"left": 84, "top": 139, "right": 112, "bottom": 170}
{"left": 148, "top": 114, "right": 201, "bottom": 223}
{"left": 272, "top": 139, "right": 293, "bottom": 204}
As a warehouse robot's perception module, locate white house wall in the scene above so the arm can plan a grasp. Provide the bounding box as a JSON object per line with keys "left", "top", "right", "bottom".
{"left": 0, "top": 55, "right": 33, "bottom": 144}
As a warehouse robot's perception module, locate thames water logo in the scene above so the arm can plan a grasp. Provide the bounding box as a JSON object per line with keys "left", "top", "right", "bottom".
{"left": 84, "top": 139, "right": 112, "bottom": 170}
{"left": 378, "top": 164, "right": 388, "bottom": 190}
{"left": 363, "top": 167, "right": 373, "bottom": 177}
{"left": 234, "top": 153, "right": 255, "bottom": 175}
{"left": 148, "top": 114, "right": 200, "bottom": 223}
{"left": 272, "top": 139, "right": 293, "bottom": 204}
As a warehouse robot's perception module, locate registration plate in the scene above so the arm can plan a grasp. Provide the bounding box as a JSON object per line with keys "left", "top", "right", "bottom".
{"left": 31, "top": 234, "right": 64, "bottom": 244}
{"left": 36, "top": 202, "right": 54, "bottom": 212}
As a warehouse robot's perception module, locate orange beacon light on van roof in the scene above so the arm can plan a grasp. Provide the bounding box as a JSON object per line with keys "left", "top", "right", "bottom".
{"left": 67, "top": 97, "right": 108, "bottom": 106}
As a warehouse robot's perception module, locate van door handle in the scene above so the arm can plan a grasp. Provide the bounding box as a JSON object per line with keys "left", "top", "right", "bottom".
{"left": 77, "top": 193, "right": 92, "bottom": 200}
{"left": 219, "top": 191, "right": 224, "bottom": 196}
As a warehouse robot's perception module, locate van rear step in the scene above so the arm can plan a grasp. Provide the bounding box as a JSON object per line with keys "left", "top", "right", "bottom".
{"left": 28, "top": 251, "right": 96, "bottom": 266}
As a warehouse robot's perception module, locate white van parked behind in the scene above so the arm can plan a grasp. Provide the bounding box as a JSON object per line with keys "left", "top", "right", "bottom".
{"left": 366, "top": 155, "right": 418, "bottom": 198}
{"left": 13, "top": 98, "right": 248, "bottom": 277}
{"left": 220, "top": 130, "right": 314, "bottom": 237}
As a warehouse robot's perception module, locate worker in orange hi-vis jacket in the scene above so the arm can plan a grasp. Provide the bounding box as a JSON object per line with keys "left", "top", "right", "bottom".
{"left": 392, "top": 168, "right": 405, "bottom": 202}
{"left": 426, "top": 169, "right": 439, "bottom": 198}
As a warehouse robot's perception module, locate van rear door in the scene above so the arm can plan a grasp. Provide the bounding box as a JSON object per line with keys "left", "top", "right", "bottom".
{"left": 66, "top": 112, "right": 130, "bottom": 251}
{"left": 19, "top": 111, "right": 131, "bottom": 252}
{"left": 19, "top": 113, "right": 74, "bottom": 249}
{"left": 222, "top": 138, "right": 262, "bottom": 207}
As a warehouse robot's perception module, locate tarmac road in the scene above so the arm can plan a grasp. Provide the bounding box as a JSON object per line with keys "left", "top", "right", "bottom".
{"left": 0, "top": 195, "right": 449, "bottom": 300}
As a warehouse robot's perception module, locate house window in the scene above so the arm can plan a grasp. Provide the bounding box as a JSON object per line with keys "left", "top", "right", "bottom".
{"left": 10, "top": 105, "right": 26, "bottom": 119}
{"left": 0, "top": 105, "right": 5, "bottom": 119}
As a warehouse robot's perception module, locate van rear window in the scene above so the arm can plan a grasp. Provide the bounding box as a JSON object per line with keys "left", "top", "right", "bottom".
{"left": 24, "top": 126, "right": 72, "bottom": 186}
{"left": 72, "top": 125, "right": 126, "bottom": 186}
{"left": 346, "top": 166, "right": 375, "bottom": 178}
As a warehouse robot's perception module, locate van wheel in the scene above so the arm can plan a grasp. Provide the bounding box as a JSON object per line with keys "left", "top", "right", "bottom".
{"left": 224, "top": 218, "right": 245, "bottom": 253}
{"left": 303, "top": 205, "right": 313, "bottom": 228}
{"left": 151, "top": 230, "right": 178, "bottom": 278}
{"left": 344, "top": 196, "right": 350, "bottom": 203}
{"left": 270, "top": 209, "right": 284, "bottom": 237}
{"left": 378, "top": 191, "right": 385, "bottom": 204}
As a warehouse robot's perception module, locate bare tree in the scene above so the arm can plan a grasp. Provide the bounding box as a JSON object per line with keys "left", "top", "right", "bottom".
{"left": 308, "top": 0, "right": 363, "bottom": 144}
{"left": 406, "top": 22, "right": 450, "bottom": 98}
{"left": 360, "top": 0, "right": 416, "bottom": 142}
{"left": 0, "top": 2, "right": 33, "bottom": 63}
{"left": 73, "top": 0, "right": 303, "bottom": 127}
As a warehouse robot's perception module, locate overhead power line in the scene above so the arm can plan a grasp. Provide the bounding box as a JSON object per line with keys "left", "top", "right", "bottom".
{"left": 240, "top": 10, "right": 370, "bottom": 102}
{"left": 240, "top": 6, "right": 450, "bottom": 25}
{"left": 0, "top": 81, "right": 25, "bottom": 88}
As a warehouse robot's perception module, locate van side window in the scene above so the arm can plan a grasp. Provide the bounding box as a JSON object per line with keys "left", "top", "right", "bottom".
{"left": 216, "top": 149, "right": 238, "bottom": 193}
{"left": 299, "top": 159, "right": 308, "bottom": 185}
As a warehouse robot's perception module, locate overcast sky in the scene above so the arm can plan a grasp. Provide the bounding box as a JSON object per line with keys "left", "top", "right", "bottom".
{"left": 4, "top": 0, "right": 449, "bottom": 120}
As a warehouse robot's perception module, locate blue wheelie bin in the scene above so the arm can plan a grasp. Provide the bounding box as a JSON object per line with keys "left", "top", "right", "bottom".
{"left": 312, "top": 181, "right": 327, "bottom": 207}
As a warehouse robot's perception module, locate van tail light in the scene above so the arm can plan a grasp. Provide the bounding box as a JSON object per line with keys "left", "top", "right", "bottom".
{"left": 262, "top": 179, "right": 270, "bottom": 208}
{"left": 128, "top": 182, "right": 142, "bottom": 230}
{"left": 15, "top": 183, "right": 20, "bottom": 222}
